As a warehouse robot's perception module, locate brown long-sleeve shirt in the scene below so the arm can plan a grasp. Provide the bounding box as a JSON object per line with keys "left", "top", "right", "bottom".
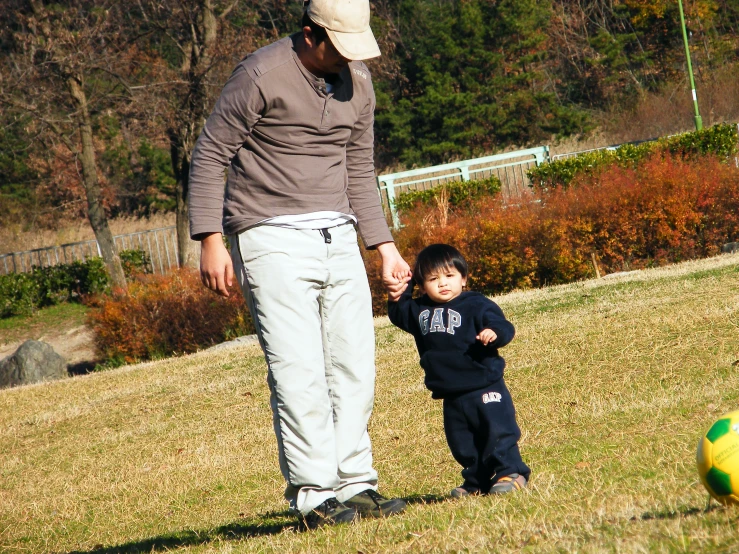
{"left": 188, "top": 34, "right": 393, "bottom": 248}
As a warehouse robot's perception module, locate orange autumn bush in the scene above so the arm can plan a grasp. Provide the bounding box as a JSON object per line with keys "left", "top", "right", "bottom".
{"left": 86, "top": 151, "right": 739, "bottom": 357}
{"left": 364, "top": 153, "right": 739, "bottom": 314}
{"left": 554, "top": 153, "right": 739, "bottom": 270}
{"left": 87, "top": 269, "right": 254, "bottom": 364}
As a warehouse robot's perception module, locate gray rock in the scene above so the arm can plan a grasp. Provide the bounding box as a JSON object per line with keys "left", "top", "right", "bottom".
{"left": 206, "top": 334, "right": 259, "bottom": 352}
{"left": 0, "top": 340, "right": 68, "bottom": 389}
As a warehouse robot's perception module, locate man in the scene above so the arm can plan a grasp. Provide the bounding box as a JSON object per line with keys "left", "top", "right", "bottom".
{"left": 188, "top": 0, "right": 412, "bottom": 529}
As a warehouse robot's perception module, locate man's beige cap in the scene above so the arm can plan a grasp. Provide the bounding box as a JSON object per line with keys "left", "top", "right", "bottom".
{"left": 306, "top": 0, "right": 381, "bottom": 60}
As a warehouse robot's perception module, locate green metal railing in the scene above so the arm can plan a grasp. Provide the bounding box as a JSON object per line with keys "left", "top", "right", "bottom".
{"left": 377, "top": 146, "right": 550, "bottom": 229}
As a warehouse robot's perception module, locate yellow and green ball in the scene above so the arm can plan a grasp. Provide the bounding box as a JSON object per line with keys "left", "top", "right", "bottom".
{"left": 697, "top": 410, "right": 739, "bottom": 505}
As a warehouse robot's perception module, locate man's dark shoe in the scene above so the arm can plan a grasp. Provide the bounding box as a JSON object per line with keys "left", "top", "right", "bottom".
{"left": 344, "top": 489, "right": 406, "bottom": 518}
{"left": 301, "top": 498, "right": 357, "bottom": 530}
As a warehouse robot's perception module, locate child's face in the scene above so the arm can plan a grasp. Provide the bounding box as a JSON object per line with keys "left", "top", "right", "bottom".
{"left": 419, "top": 265, "right": 467, "bottom": 303}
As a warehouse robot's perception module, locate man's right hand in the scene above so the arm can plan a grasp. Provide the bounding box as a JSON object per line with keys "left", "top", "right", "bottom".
{"left": 199, "top": 233, "right": 234, "bottom": 297}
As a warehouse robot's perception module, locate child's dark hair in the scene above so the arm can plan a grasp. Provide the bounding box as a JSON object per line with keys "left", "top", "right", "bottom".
{"left": 413, "top": 244, "right": 468, "bottom": 285}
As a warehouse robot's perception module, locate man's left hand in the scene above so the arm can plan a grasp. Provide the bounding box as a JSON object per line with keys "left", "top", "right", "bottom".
{"left": 376, "top": 242, "right": 412, "bottom": 296}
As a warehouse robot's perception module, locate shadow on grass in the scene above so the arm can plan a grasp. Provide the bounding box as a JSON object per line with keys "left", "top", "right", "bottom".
{"left": 64, "top": 494, "right": 443, "bottom": 554}
{"left": 403, "top": 493, "right": 446, "bottom": 506}
{"left": 64, "top": 510, "right": 299, "bottom": 554}
{"left": 633, "top": 503, "right": 723, "bottom": 521}
{"left": 67, "top": 360, "right": 100, "bottom": 376}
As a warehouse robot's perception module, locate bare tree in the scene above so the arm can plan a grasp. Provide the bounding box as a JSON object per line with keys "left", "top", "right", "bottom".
{"left": 0, "top": 0, "right": 130, "bottom": 288}
{"left": 132, "top": 0, "right": 282, "bottom": 268}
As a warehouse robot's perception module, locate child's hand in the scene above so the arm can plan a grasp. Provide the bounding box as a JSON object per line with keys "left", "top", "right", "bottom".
{"left": 476, "top": 328, "right": 498, "bottom": 346}
{"left": 388, "top": 280, "right": 409, "bottom": 302}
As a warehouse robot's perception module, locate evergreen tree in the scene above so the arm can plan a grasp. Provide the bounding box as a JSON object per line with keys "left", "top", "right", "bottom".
{"left": 374, "top": 0, "right": 589, "bottom": 167}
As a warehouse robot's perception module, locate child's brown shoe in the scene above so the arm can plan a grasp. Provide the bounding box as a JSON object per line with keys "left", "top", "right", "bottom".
{"left": 489, "top": 473, "right": 527, "bottom": 494}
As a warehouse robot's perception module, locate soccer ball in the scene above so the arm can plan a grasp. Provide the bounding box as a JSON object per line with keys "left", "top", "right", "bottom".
{"left": 696, "top": 410, "right": 739, "bottom": 505}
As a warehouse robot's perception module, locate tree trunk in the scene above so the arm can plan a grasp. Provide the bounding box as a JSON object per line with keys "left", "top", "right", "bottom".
{"left": 170, "top": 128, "right": 198, "bottom": 268}
{"left": 171, "top": 0, "right": 218, "bottom": 269}
{"left": 67, "top": 76, "right": 127, "bottom": 289}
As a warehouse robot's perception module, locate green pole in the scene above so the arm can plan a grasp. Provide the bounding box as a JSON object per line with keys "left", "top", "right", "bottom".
{"left": 677, "top": 0, "right": 703, "bottom": 130}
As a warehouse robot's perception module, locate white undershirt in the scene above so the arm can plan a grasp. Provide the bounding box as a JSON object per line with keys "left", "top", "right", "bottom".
{"left": 258, "top": 211, "right": 356, "bottom": 230}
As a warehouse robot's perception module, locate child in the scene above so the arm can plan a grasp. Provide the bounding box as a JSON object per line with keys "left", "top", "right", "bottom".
{"left": 388, "top": 244, "right": 530, "bottom": 497}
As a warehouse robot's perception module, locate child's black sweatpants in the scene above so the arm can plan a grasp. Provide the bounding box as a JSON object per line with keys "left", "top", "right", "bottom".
{"left": 442, "top": 377, "right": 530, "bottom": 494}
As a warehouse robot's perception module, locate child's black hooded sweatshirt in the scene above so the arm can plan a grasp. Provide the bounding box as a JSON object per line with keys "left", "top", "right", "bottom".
{"left": 388, "top": 286, "right": 515, "bottom": 399}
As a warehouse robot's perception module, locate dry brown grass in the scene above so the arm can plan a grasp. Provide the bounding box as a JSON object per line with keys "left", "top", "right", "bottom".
{"left": 2, "top": 253, "right": 739, "bottom": 553}
{"left": 0, "top": 213, "right": 175, "bottom": 255}
{"left": 551, "top": 65, "right": 739, "bottom": 157}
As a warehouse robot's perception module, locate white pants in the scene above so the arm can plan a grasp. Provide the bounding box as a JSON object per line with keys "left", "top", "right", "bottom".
{"left": 232, "top": 224, "right": 378, "bottom": 514}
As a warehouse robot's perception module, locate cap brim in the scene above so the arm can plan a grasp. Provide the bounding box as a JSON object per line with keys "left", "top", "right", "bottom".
{"left": 326, "top": 27, "right": 380, "bottom": 61}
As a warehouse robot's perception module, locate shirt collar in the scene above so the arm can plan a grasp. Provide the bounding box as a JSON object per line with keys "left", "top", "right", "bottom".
{"left": 290, "top": 33, "right": 346, "bottom": 95}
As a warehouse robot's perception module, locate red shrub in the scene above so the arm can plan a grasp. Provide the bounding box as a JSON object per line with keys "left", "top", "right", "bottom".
{"left": 364, "top": 153, "right": 739, "bottom": 314}
{"left": 87, "top": 269, "right": 254, "bottom": 364}
{"left": 562, "top": 153, "right": 739, "bottom": 270}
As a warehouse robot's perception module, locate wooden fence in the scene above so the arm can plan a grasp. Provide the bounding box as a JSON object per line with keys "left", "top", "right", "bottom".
{"left": 0, "top": 226, "right": 179, "bottom": 276}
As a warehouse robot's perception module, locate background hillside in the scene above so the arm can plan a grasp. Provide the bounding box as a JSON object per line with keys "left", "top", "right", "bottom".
{"left": 1, "top": 0, "right": 738, "bottom": 232}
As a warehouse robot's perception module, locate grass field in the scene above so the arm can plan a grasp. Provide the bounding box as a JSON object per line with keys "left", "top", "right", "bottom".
{"left": 2, "top": 253, "right": 739, "bottom": 553}
{"left": 0, "top": 302, "right": 88, "bottom": 346}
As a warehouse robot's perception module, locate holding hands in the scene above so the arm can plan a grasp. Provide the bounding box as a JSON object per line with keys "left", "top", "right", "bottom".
{"left": 377, "top": 242, "right": 412, "bottom": 301}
